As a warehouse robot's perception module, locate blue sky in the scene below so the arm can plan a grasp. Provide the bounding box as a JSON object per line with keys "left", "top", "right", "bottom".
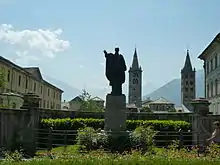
{"left": 0, "top": 0, "right": 219, "bottom": 99}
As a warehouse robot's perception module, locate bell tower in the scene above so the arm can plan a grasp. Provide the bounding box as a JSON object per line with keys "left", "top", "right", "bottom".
{"left": 181, "top": 49, "right": 196, "bottom": 111}
{"left": 128, "top": 48, "right": 142, "bottom": 108}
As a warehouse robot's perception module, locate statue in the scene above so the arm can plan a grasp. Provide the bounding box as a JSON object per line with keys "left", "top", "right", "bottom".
{"left": 104, "top": 47, "right": 127, "bottom": 96}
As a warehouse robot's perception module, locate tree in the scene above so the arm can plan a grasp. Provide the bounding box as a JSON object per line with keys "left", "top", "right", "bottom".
{"left": 79, "top": 89, "right": 104, "bottom": 112}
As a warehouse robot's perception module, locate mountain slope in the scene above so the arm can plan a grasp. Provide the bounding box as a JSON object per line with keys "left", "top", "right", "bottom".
{"left": 143, "top": 69, "right": 204, "bottom": 106}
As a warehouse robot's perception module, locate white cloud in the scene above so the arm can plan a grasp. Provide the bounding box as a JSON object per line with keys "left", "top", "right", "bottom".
{"left": 0, "top": 24, "right": 70, "bottom": 63}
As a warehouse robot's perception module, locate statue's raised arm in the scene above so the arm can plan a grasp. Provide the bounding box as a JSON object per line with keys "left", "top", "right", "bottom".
{"left": 103, "top": 50, "right": 108, "bottom": 57}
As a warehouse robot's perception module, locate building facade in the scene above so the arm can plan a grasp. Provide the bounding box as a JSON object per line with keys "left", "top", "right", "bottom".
{"left": 181, "top": 50, "right": 196, "bottom": 111}
{"left": 128, "top": 48, "right": 142, "bottom": 108}
{"left": 0, "top": 56, "right": 63, "bottom": 109}
{"left": 147, "top": 97, "right": 175, "bottom": 112}
{"left": 198, "top": 33, "right": 220, "bottom": 114}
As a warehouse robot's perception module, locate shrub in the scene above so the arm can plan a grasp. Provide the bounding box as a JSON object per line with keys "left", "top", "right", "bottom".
{"left": 130, "top": 126, "right": 158, "bottom": 152}
{"left": 76, "top": 127, "right": 97, "bottom": 151}
{"left": 40, "top": 118, "right": 191, "bottom": 132}
{"left": 76, "top": 127, "right": 109, "bottom": 151}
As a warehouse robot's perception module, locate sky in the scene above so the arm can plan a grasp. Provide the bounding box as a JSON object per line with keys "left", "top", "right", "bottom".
{"left": 0, "top": 0, "right": 219, "bottom": 99}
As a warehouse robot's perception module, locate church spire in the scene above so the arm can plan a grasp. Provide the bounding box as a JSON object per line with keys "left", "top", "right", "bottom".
{"left": 131, "top": 48, "right": 139, "bottom": 69}
{"left": 182, "top": 49, "right": 193, "bottom": 72}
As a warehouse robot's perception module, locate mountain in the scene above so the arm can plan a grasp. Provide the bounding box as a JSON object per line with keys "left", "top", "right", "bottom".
{"left": 42, "top": 75, "right": 81, "bottom": 101}
{"left": 143, "top": 69, "right": 204, "bottom": 106}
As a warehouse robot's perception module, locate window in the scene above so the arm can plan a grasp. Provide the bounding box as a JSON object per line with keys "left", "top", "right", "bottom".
{"left": 215, "top": 79, "right": 218, "bottom": 95}
{"left": 7, "top": 70, "right": 10, "bottom": 82}
{"left": 211, "top": 59, "right": 213, "bottom": 71}
{"left": 47, "top": 101, "right": 49, "bottom": 108}
{"left": 207, "top": 84, "right": 210, "bottom": 98}
{"left": 34, "top": 82, "right": 36, "bottom": 92}
{"left": 185, "top": 88, "right": 188, "bottom": 92}
{"left": 190, "top": 81, "right": 193, "bottom": 85}
{"left": 190, "top": 88, "right": 193, "bottom": 92}
{"left": 40, "top": 86, "right": 43, "bottom": 94}
{"left": 185, "top": 75, "right": 188, "bottom": 79}
{"left": 211, "top": 82, "right": 213, "bottom": 97}
{"left": 25, "top": 79, "right": 28, "bottom": 89}
{"left": 50, "top": 102, "right": 53, "bottom": 109}
{"left": 207, "top": 61, "right": 209, "bottom": 74}
{"left": 43, "top": 100, "right": 46, "bottom": 108}
{"left": 190, "top": 74, "right": 194, "bottom": 78}
{"left": 48, "top": 89, "right": 50, "bottom": 96}
{"left": 18, "top": 75, "right": 21, "bottom": 86}
{"left": 0, "top": 97, "right": 3, "bottom": 105}
{"left": 215, "top": 55, "right": 218, "bottom": 68}
{"left": 185, "top": 81, "right": 189, "bottom": 85}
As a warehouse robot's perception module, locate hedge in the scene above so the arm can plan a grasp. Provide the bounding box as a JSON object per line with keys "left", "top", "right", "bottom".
{"left": 40, "top": 118, "right": 191, "bottom": 131}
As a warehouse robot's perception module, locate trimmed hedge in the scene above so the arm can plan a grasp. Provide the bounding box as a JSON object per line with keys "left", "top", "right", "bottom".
{"left": 40, "top": 118, "right": 191, "bottom": 131}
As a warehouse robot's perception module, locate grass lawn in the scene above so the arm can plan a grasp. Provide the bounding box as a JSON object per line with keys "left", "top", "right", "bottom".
{"left": 1, "top": 145, "right": 220, "bottom": 165}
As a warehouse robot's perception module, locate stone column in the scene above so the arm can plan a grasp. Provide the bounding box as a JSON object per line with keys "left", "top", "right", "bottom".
{"left": 190, "top": 98, "right": 210, "bottom": 145}
{"left": 20, "top": 93, "right": 41, "bottom": 157}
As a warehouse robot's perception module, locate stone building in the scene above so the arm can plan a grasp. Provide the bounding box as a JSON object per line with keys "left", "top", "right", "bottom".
{"left": 198, "top": 33, "right": 220, "bottom": 114}
{"left": 128, "top": 48, "right": 142, "bottom": 108}
{"left": 181, "top": 50, "right": 196, "bottom": 111}
{"left": 65, "top": 96, "right": 104, "bottom": 111}
{"left": 0, "top": 56, "right": 63, "bottom": 109}
{"left": 145, "top": 97, "right": 175, "bottom": 112}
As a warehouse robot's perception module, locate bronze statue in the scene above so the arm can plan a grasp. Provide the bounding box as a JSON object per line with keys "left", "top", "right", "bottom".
{"left": 104, "top": 47, "right": 127, "bottom": 96}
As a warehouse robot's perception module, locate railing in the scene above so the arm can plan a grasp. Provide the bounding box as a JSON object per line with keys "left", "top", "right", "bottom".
{"left": 35, "top": 128, "right": 195, "bottom": 151}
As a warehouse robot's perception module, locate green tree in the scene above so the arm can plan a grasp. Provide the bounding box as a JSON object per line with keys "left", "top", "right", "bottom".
{"left": 79, "top": 89, "right": 104, "bottom": 112}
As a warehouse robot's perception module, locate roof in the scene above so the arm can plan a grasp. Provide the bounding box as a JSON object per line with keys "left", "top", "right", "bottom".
{"left": 198, "top": 33, "right": 220, "bottom": 60}
{"left": 149, "top": 97, "right": 174, "bottom": 105}
{"left": 69, "top": 96, "right": 83, "bottom": 102}
{"left": 175, "top": 104, "right": 191, "bottom": 113}
{"left": 0, "top": 56, "right": 63, "bottom": 92}
{"left": 91, "top": 96, "right": 104, "bottom": 101}
{"left": 181, "top": 50, "right": 193, "bottom": 73}
{"left": 126, "top": 103, "right": 137, "bottom": 108}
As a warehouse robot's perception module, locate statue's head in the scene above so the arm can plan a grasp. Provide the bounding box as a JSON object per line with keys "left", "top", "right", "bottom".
{"left": 115, "top": 47, "right": 119, "bottom": 54}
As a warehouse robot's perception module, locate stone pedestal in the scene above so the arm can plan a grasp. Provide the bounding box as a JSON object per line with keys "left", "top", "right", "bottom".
{"left": 104, "top": 94, "right": 127, "bottom": 132}
{"left": 104, "top": 94, "right": 128, "bottom": 152}
{"left": 190, "top": 98, "right": 211, "bottom": 145}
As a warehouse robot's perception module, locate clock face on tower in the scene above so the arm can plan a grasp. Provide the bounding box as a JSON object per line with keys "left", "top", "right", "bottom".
{"left": 132, "top": 72, "right": 139, "bottom": 85}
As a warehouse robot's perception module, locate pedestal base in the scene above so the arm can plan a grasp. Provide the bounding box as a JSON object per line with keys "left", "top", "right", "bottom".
{"left": 104, "top": 94, "right": 127, "bottom": 132}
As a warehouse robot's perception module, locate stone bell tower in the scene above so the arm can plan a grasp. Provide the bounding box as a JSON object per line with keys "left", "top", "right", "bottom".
{"left": 181, "top": 49, "right": 196, "bottom": 111}
{"left": 128, "top": 48, "right": 142, "bottom": 108}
